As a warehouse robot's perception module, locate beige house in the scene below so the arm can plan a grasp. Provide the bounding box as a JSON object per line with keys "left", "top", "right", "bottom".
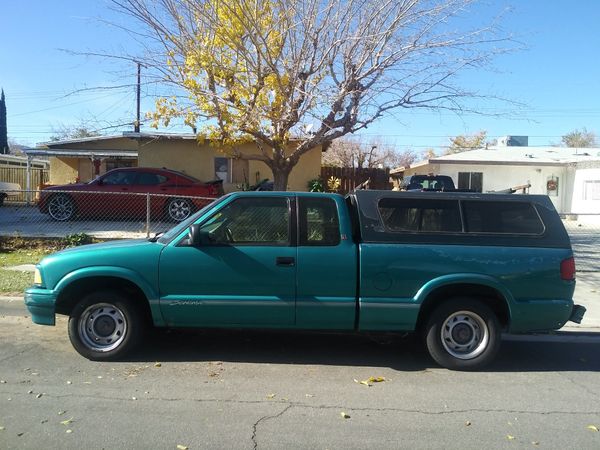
{"left": 29, "top": 132, "right": 323, "bottom": 192}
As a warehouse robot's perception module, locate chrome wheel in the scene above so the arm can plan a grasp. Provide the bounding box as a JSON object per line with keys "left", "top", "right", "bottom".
{"left": 78, "top": 303, "right": 127, "bottom": 352}
{"left": 47, "top": 194, "right": 75, "bottom": 221}
{"left": 441, "top": 310, "right": 489, "bottom": 360}
{"left": 168, "top": 198, "right": 192, "bottom": 221}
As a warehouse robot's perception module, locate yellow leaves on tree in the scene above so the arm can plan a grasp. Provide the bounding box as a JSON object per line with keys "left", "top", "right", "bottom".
{"left": 152, "top": 0, "right": 290, "bottom": 148}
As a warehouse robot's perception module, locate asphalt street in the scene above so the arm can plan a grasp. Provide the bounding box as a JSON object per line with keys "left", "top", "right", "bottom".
{"left": 1, "top": 299, "right": 600, "bottom": 449}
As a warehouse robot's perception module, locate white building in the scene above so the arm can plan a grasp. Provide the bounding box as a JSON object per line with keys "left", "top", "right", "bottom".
{"left": 391, "top": 142, "right": 600, "bottom": 214}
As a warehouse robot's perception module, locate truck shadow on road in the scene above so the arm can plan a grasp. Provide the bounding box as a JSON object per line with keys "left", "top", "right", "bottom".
{"left": 127, "top": 328, "right": 600, "bottom": 372}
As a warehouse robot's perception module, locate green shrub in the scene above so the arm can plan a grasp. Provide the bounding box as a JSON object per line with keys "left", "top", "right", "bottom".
{"left": 63, "top": 233, "right": 94, "bottom": 247}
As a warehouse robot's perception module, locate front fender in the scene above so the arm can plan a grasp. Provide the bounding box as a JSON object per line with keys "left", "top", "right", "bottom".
{"left": 54, "top": 266, "right": 163, "bottom": 326}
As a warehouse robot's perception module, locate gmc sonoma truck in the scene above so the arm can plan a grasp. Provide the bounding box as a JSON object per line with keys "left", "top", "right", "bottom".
{"left": 25, "top": 190, "right": 585, "bottom": 370}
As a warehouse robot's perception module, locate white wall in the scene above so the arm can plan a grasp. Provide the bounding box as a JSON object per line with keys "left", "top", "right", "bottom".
{"left": 405, "top": 163, "right": 568, "bottom": 210}
{"left": 571, "top": 167, "right": 600, "bottom": 214}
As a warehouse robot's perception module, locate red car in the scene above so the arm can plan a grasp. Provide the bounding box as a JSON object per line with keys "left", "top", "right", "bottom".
{"left": 39, "top": 167, "right": 223, "bottom": 222}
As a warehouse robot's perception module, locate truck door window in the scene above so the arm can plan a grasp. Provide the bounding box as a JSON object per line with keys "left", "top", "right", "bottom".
{"left": 200, "top": 197, "right": 290, "bottom": 245}
{"left": 299, "top": 197, "right": 340, "bottom": 246}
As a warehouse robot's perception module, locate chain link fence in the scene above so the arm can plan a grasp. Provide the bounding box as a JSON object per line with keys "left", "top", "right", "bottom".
{"left": 0, "top": 189, "right": 216, "bottom": 239}
{"left": 0, "top": 190, "right": 598, "bottom": 272}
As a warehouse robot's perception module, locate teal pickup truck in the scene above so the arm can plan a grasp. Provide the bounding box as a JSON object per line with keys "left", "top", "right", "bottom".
{"left": 25, "top": 190, "right": 585, "bottom": 370}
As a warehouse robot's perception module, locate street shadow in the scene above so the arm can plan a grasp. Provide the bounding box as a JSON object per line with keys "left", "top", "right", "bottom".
{"left": 126, "top": 328, "right": 600, "bottom": 372}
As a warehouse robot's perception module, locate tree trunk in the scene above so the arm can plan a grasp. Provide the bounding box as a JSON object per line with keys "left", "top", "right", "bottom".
{"left": 272, "top": 167, "right": 292, "bottom": 191}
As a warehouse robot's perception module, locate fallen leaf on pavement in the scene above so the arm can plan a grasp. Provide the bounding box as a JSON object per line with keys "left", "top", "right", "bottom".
{"left": 154, "top": 362, "right": 162, "bottom": 368}
{"left": 465, "top": 421, "right": 471, "bottom": 426}
{"left": 60, "top": 418, "right": 74, "bottom": 426}
{"left": 587, "top": 425, "right": 599, "bottom": 432}
{"left": 341, "top": 412, "right": 351, "bottom": 419}
{"left": 354, "top": 376, "right": 386, "bottom": 387}
{"left": 266, "top": 394, "right": 276, "bottom": 399}
{"left": 177, "top": 445, "right": 189, "bottom": 450}
{"left": 532, "top": 442, "right": 540, "bottom": 446}
{"left": 367, "top": 376, "right": 386, "bottom": 383}
{"left": 66, "top": 429, "right": 73, "bottom": 434}
{"left": 58, "top": 411, "right": 66, "bottom": 415}
{"left": 506, "top": 435, "right": 515, "bottom": 440}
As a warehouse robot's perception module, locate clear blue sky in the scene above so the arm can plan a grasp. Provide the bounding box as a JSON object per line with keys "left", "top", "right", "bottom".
{"left": 1, "top": 0, "right": 599, "bottom": 152}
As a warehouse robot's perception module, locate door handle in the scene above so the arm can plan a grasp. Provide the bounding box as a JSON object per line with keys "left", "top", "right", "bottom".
{"left": 276, "top": 256, "right": 295, "bottom": 267}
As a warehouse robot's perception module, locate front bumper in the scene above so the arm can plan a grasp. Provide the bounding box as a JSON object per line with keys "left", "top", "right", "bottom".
{"left": 24, "top": 287, "right": 57, "bottom": 326}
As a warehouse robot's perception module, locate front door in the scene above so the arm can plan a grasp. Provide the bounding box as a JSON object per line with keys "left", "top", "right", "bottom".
{"left": 158, "top": 196, "right": 296, "bottom": 327}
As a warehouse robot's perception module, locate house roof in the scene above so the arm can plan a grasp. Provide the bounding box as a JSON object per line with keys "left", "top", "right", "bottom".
{"left": 24, "top": 148, "right": 138, "bottom": 159}
{"left": 38, "top": 131, "right": 198, "bottom": 147}
{"left": 391, "top": 146, "right": 600, "bottom": 174}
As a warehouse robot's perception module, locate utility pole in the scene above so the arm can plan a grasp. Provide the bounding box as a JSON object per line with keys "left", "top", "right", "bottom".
{"left": 134, "top": 62, "right": 141, "bottom": 132}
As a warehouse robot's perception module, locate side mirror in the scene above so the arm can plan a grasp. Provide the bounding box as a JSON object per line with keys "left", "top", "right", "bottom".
{"left": 188, "top": 224, "right": 211, "bottom": 246}
{"left": 188, "top": 224, "right": 201, "bottom": 246}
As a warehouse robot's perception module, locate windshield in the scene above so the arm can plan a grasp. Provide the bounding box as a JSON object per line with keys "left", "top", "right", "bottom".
{"left": 156, "top": 195, "right": 230, "bottom": 244}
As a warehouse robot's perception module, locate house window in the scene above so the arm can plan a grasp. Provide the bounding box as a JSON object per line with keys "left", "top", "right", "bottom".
{"left": 214, "top": 157, "right": 230, "bottom": 182}
{"left": 458, "top": 172, "right": 483, "bottom": 192}
{"left": 106, "top": 159, "right": 134, "bottom": 172}
{"left": 583, "top": 180, "right": 600, "bottom": 200}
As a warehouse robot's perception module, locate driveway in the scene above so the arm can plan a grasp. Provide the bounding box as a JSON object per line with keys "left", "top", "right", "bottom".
{"left": 0, "top": 204, "right": 170, "bottom": 239}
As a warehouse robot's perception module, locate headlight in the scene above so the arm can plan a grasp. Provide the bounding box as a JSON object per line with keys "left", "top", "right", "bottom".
{"left": 33, "top": 267, "right": 43, "bottom": 285}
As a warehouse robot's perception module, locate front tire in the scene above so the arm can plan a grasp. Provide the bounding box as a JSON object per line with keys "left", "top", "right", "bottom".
{"left": 47, "top": 193, "right": 75, "bottom": 221}
{"left": 68, "top": 290, "right": 145, "bottom": 361}
{"left": 424, "top": 298, "right": 501, "bottom": 371}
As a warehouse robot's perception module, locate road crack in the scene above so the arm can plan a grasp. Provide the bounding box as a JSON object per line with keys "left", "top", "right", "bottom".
{"left": 251, "top": 403, "right": 293, "bottom": 450}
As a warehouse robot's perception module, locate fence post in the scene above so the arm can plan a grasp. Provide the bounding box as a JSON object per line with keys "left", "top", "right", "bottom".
{"left": 26, "top": 156, "right": 32, "bottom": 205}
{"left": 146, "top": 193, "right": 151, "bottom": 238}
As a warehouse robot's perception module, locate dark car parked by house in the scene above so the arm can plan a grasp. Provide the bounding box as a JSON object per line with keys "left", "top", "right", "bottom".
{"left": 38, "top": 167, "right": 223, "bottom": 222}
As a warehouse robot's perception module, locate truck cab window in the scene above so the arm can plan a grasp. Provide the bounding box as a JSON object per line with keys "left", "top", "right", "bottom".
{"left": 299, "top": 197, "right": 340, "bottom": 246}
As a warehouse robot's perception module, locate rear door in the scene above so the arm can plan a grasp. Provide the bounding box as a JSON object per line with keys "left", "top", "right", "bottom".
{"left": 295, "top": 196, "right": 357, "bottom": 329}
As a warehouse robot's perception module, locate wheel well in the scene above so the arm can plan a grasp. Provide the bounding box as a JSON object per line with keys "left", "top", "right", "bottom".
{"left": 55, "top": 276, "right": 152, "bottom": 322}
{"left": 416, "top": 283, "right": 510, "bottom": 332}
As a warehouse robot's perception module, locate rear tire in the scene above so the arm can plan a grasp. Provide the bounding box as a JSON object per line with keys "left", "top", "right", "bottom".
{"left": 68, "top": 290, "right": 146, "bottom": 361}
{"left": 166, "top": 198, "right": 193, "bottom": 222}
{"left": 424, "top": 298, "right": 501, "bottom": 371}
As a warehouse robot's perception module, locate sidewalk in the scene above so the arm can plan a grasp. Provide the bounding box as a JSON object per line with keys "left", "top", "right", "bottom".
{"left": 563, "top": 271, "right": 600, "bottom": 332}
